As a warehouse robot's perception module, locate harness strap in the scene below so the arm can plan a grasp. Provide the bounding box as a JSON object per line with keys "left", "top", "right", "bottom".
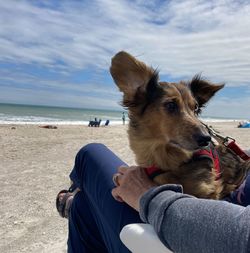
{"left": 194, "top": 147, "right": 221, "bottom": 180}
{"left": 145, "top": 146, "right": 221, "bottom": 180}
{"left": 144, "top": 165, "right": 165, "bottom": 180}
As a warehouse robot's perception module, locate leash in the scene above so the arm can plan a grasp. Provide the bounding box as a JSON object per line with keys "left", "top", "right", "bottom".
{"left": 201, "top": 122, "right": 250, "bottom": 161}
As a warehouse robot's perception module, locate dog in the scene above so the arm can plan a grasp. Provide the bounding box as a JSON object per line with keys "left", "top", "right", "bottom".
{"left": 110, "top": 51, "right": 250, "bottom": 199}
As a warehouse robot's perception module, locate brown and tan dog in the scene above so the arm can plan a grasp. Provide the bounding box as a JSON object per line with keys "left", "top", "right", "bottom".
{"left": 110, "top": 51, "right": 250, "bottom": 199}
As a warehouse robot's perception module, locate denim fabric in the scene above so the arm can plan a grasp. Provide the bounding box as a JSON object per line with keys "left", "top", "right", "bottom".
{"left": 67, "top": 143, "right": 142, "bottom": 253}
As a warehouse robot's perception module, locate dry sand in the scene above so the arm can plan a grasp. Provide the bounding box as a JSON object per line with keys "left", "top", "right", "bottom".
{"left": 0, "top": 122, "right": 249, "bottom": 252}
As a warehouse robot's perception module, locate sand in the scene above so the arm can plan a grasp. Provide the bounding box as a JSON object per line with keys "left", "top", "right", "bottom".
{"left": 0, "top": 122, "right": 249, "bottom": 253}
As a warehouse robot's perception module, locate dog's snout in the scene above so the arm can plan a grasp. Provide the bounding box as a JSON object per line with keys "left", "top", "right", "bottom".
{"left": 193, "top": 133, "right": 211, "bottom": 147}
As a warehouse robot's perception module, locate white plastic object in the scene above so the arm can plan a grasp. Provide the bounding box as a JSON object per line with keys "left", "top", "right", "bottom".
{"left": 120, "top": 223, "right": 173, "bottom": 253}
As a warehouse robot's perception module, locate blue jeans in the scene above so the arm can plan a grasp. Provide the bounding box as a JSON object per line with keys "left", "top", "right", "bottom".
{"left": 67, "top": 143, "right": 142, "bottom": 253}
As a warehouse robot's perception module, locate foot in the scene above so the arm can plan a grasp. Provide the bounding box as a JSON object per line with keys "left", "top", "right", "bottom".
{"left": 56, "top": 188, "right": 80, "bottom": 218}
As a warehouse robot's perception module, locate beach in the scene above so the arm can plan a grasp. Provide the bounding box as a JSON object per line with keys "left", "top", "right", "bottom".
{"left": 0, "top": 122, "right": 249, "bottom": 253}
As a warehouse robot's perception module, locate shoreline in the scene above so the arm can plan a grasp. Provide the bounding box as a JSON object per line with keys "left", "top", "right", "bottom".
{"left": 0, "top": 118, "right": 245, "bottom": 125}
{"left": 0, "top": 121, "right": 124, "bottom": 126}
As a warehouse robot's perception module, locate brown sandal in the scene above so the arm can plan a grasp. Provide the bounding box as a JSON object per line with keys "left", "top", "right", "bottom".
{"left": 56, "top": 188, "right": 79, "bottom": 218}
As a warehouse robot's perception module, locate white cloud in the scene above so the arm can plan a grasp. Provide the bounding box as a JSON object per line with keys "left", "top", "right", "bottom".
{"left": 0, "top": 0, "right": 250, "bottom": 116}
{"left": 0, "top": 69, "right": 120, "bottom": 97}
{"left": 0, "top": 0, "right": 250, "bottom": 85}
{"left": 0, "top": 85, "right": 122, "bottom": 110}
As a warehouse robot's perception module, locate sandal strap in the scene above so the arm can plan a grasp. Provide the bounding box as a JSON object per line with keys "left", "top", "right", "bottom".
{"left": 64, "top": 195, "right": 74, "bottom": 218}
{"left": 56, "top": 190, "right": 73, "bottom": 218}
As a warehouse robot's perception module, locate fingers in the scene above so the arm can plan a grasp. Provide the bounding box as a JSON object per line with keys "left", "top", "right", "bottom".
{"left": 112, "top": 166, "right": 129, "bottom": 186}
{"left": 118, "top": 165, "right": 141, "bottom": 174}
{"left": 113, "top": 171, "right": 127, "bottom": 186}
{"left": 112, "top": 173, "right": 122, "bottom": 186}
{"left": 114, "top": 166, "right": 144, "bottom": 186}
{"left": 118, "top": 165, "right": 129, "bottom": 174}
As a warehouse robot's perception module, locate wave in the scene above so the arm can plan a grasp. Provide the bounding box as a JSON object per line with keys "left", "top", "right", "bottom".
{"left": 0, "top": 111, "right": 243, "bottom": 125}
{"left": 200, "top": 117, "right": 241, "bottom": 123}
{"left": 0, "top": 116, "right": 124, "bottom": 126}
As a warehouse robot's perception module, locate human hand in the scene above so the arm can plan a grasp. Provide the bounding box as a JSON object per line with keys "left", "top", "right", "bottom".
{"left": 111, "top": 166, "right": 157, "bottom": 211}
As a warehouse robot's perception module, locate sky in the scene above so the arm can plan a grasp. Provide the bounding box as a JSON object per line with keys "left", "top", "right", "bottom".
{"left": 0, "top": 0, "right": 250, "bottom": 119}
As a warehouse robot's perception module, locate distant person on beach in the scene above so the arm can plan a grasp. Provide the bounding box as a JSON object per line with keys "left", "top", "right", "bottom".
{"left": 122, "top": 112, "right": 125, "bottom": 125}
{"left": 88, "top": 118, "right": 101, "bottom": 127}
{"left": 56, "top": 144, "right": 250, "bottom": 253}
{"left": 238, "top": 120, "right": 250, "bottom": 128}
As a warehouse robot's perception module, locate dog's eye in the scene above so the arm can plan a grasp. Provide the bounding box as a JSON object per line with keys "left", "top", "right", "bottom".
{"left": 164, "top": 101, "right": 178, "bottom": 113}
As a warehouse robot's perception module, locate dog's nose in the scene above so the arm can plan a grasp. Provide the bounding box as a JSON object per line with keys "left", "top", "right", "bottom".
{"left": 193, "top": 133, "right": 211, "bottom": 147}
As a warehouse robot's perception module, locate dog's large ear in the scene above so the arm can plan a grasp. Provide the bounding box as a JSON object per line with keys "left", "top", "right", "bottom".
{"left": 110, "top": 51, "right": 155, "bottom": 102}
{"left": 190, "top": 75, "right": 224, "bottom": 107}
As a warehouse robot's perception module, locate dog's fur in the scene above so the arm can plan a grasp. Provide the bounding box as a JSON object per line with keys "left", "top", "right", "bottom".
{"left": 110, "top": 51, "right": 250, "bottom": 199}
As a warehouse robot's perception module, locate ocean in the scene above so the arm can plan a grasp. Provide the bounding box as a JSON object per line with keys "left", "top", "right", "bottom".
{"left": 0, "top": 103, "right": 240, "bottom": 125}
{"left": 0, "top": 103, "right": 125, "bottom": 125}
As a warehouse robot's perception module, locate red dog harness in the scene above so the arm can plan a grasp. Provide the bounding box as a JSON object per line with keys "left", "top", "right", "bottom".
{"left": 145, "top": 146, "right": 221, "bottom": 180}
{"left": 193, "top": 146, "right": 221, "bottom": 180}
{"left": 144, "top": 165, "right": 165, "bottom": 180}
{"left": 145, "top": 123, "right": 250, "bottom": 181}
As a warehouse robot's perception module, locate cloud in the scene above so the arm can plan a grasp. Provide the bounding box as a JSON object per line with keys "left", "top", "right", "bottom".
{"left": 0, "top": 0, "right": 250, "bottom": 117}
{"left": 0, "top": 68, "right": 119, "bottom": 97}
{"left": 0, "top": 85, "right": 122, "bottom": 110}
{"left": 0, "top": 66, "right": 122, "bottom": 110}
{"left": 0, "top": 1, "right": 250, "bottom": 84}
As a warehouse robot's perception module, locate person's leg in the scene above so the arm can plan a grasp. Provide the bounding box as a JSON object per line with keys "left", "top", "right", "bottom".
{"left": 68, "top": 143, "right": 142, "bottom": 253}
{"left": 68, "top": 191, "right": 109, "bottom": 253}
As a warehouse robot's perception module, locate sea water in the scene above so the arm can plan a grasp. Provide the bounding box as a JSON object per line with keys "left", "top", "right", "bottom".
{"left": 0, "top": 103, "right": 240, "bottom": 125}
{"left": 0, "top": 103, "right": 125, "bottom": 125}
